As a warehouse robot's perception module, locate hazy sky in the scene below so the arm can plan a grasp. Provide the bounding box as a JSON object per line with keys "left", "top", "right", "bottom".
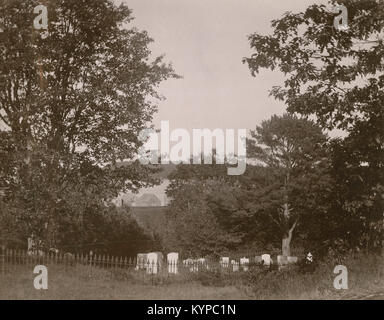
{"left": 121, "top": 0, "right": 324, "bottom": 133}
{"left": 117, "top": 0, "right": 329, "bottom": 203}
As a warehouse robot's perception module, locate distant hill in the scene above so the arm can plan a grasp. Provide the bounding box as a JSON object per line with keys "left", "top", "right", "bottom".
{"left": 133, "top": 193, "right": 161, "bottom": 207}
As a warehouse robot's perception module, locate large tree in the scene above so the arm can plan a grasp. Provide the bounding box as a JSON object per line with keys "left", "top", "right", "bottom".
{"left": 0, "top": 0, "right": 177, "bottom": 247}
{"left": 244, "top": 0, "right": 384, "bottom": 250}
{"left": 247, "top": 114, "right": 332, "bottom": 256}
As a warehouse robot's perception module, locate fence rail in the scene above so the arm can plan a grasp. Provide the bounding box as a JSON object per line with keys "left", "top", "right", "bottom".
{"left": 0, "top": 248, "right": 269, "bottom": 282}
{"left": 1, "top": 248, "right": 137, "bottom": 271}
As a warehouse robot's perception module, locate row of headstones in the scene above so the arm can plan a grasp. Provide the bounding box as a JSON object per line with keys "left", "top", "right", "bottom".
{"left": 220, "top": 254, "right": 298, "bottom": 266}
{"left": 218, "top": 254, "right": 298, "bottom": 271}
{"left": 138, "top": 252, "right": 305, "bottom": 274}
{"left": 219, "top": 256, "right": 249, "bottom": 271}
{"left": 165, "top": 253, "right": 300, "bottom": 274}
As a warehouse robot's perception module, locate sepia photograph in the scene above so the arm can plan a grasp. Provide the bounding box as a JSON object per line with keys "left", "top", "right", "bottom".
{"left": 0, "top": 0, "right": 383, "bottom": 303}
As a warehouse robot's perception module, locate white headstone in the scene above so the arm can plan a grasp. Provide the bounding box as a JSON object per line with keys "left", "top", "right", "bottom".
{"left": 231, "top": 260, "right": 239, "bottom": 272}
{"left": 167, "top": 252, "right": 179, "bottom": 274}
{"left": 261, "top": 254, "right": 272, "bottom": 266}
{"left": 183, "top": 258, "right": 197, "bottom": 272}
{"left": 147, "top": 252, "right": 158, "bottom": 274}
{"left": 220, "top": 257, "right": 229, "bottom": 268}
{"left": 277, "top": 255, "right": 288, "bottom": 266}
{"left": 240, "top": 257, "right": 249, "bottom": 271}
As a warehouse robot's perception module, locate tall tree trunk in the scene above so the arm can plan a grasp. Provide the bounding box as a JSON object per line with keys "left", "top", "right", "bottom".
{"left": 282, "top": 233, "right": 292, "bottom": 257}
{"left": 282, "top": 219, "right": 298, "bottom": 257}
{"left": 281, "top": 171, "right": 298, "bottom": 257}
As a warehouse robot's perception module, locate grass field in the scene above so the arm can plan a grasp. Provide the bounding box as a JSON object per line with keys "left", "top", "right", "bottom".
{"left": 0, "top": 252, "right": 382, "bottom": 300}
{"left": 0, "top": 266, "right": 249, "bottom": 299}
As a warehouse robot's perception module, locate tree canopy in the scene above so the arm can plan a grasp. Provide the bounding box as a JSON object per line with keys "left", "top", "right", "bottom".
{"left": 247, "top": 114, "right": 333, "bottom": 256}
{"left": 0, "top": 0, "right": 177, "bottom": 249}
{"left": 244, "top": 0, "right": 384, "bottom": 251}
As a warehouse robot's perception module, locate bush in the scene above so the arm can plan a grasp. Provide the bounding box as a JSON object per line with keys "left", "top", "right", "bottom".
{"left": 243, "top": 251, "right": 384, "bottom": 299}
{"left": 191, "top": 269, "right": 226, "bottom": 287}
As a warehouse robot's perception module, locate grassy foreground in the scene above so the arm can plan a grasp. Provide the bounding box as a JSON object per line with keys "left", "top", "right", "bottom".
{"left": 0, "top": 253, "right": 382, "bottom": 300}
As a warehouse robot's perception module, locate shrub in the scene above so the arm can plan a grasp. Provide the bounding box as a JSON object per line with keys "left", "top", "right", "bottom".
{"left": 192, "top": 269, "right": 226, "bottom": 287}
